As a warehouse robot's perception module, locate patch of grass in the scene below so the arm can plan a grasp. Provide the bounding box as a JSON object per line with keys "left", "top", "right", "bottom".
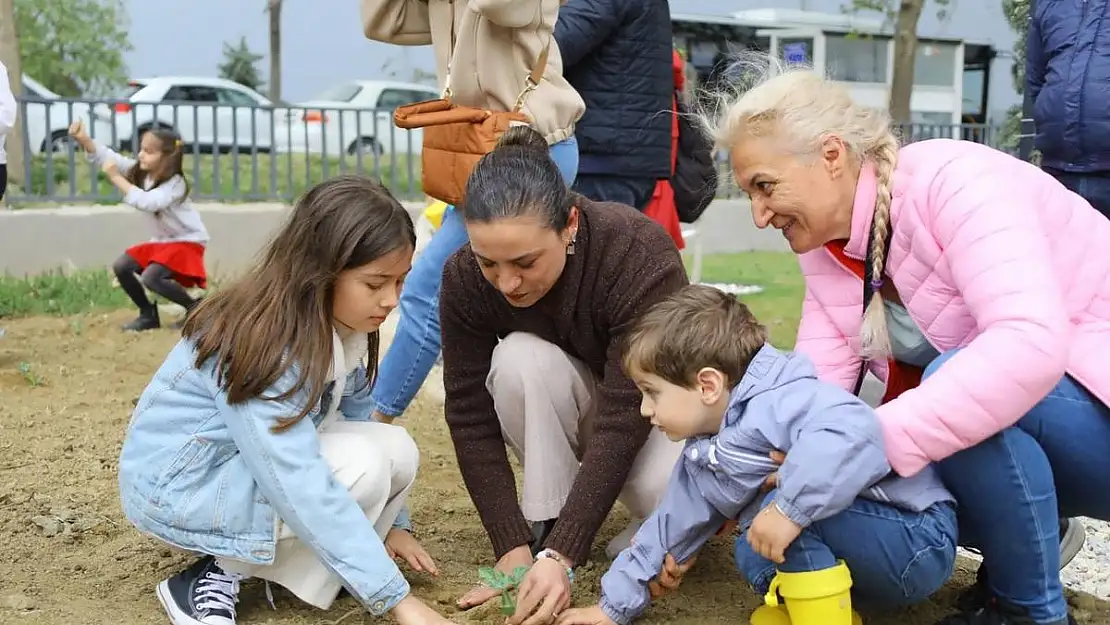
{"left": 687, "top": 251, "right": 805, "bottom": 348}
{"left": 2, "top": 254, "right": 807, "bottom": 349}
{"left": 0, "top": 269, "right": 132, "bottom": 317}
{"left": 11, "top": 152, "right": 423, "bottom": 206}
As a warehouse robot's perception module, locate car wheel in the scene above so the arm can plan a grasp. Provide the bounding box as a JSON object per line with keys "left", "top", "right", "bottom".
{"left": 44, "top": 130, "right": 70, "bottom": 153}
{"left": 347, "top": 137, "right": 383, "bottom": 157}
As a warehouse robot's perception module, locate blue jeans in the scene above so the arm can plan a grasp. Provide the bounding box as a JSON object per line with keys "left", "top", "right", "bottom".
{"left": 735, "top": 491, "right": 957, "bottom": 609}
{"left": 1044, "top": 167, "right": 1110, "bottom": 219}
{"left": 927, "top": 349, "right": 1110, "bottom": 623}
{"left": 370, "top": 137, "right": 579, "bottom": 418}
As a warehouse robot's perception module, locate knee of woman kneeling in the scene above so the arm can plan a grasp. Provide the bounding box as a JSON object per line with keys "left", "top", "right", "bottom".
{"left": 488, "top": 332, "right": 564, "bottom": 389}
{"left": 922, "top": 349, "right": 962, "bottom": 380}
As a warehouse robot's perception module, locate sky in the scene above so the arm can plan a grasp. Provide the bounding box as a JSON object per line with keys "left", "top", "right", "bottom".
{"left": 125, "top": 0, "right": 1021, "bottom": 119}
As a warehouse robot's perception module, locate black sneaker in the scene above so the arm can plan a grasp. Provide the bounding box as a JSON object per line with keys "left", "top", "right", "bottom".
{"left": 937, "top": 600, "right": 1077, "bottom": 625}
{"left": 530, "top": 519, "right": 557, "bottom": 556}
{"left": 156, "top": 556, "right": 242, "bottom": 625}
{"left": 123, "top": 307, "right": 160, "bottom": 332}
{"left": 956, "top": 518, "right": 1086, "bottom": 612}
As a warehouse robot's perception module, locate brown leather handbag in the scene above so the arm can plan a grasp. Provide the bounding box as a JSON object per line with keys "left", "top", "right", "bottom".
{"left": 393, "top": 41, "right": 550, "bottom": 207}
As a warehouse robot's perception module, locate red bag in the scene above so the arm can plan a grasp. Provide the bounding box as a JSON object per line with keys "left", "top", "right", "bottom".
{"left": 643, "top": 179, "right": 685, "bottom": 250}
{"left": 640, "top": 50, "right": 687, "bottom": 250}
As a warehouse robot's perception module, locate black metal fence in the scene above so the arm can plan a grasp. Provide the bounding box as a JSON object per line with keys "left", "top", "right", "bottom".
{"left": 4, "top": 95, "right": 1008, "bottom": 206}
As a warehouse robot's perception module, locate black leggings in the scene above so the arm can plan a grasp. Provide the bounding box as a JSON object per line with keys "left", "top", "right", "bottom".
{"left": 112, "top": 254, "right": 197, "bottom": 311}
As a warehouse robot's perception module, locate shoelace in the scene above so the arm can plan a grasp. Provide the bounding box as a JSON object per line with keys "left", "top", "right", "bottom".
{"left": 194, "top": 570, "right": 242, "bottom": 617}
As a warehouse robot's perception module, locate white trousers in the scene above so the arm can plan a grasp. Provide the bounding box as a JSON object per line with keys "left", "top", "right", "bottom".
{"left": 486, "top": 332, "right": 684, "bottom": 522}
{"left": 219, "top": 421, "right": 419, "bottom": 610}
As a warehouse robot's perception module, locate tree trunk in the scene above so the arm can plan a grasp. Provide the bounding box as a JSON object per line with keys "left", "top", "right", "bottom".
{"left": 888, "top": 0, "right": 925, "bottom": 124}
{"left": 0, "top": 0, "right": 25, "bottom": 193}
{"left": 268, "top": 0, "right": 282, "bottom": 102}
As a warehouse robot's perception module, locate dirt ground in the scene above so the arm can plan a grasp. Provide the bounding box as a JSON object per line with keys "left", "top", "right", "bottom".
{"left": 2, "top": 312, "right": 1108, "bottom": 625}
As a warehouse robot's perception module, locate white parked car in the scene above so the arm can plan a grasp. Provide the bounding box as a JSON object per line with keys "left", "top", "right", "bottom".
{"left": 19, "top": 75, "right": 100, "bottom": 154}
{"left": 275, "top": 80, "right": 439, "bottom": 157}
{"left": 91, "top": 76, "right": 281, "bottom": 153}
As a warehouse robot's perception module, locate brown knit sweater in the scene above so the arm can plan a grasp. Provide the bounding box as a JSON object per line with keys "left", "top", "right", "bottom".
{"left": 440, "top": 197, "right": 689, "bottom": 566}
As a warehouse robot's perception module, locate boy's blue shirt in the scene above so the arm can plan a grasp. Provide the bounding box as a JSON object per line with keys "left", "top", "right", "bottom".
{"left": 598, "top": 344, "right": 954, "bottom": 625}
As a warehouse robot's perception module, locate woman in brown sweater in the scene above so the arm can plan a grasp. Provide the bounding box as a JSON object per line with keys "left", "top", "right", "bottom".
{"left": 441, "top": 126, "right": 688, "bottom": 624}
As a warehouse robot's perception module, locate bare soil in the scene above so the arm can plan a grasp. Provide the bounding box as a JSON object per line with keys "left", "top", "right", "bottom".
{"left": 2, "top": 312, "right": 1107, "bottom": 624}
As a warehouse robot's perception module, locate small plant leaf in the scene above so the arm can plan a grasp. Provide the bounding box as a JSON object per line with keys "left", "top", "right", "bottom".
{"left": 478, "top": 566, "right": 505, "bottom": 589}
{"left": 508, "top": 566, "right": 529, "bottom": 586}
{"left": 500, "top": 591, "right": 515, "bottom": 615}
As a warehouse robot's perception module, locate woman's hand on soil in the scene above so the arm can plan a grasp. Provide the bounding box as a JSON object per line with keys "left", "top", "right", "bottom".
{"left": 457, "top": 545, "right": 533, "bottom": 610}
{"left": 392, "top": 594, "right": 457, "bottom": 625}
{"left": 761, "top": 450, "right": 786, "bottom": 491}
{"left": 555, "top": 604, "right": 617, "bottom": 625}
{"left": 385, "top": 528, "right": 439, "bottom": 576}
{"left": 647, "top": 553, "right": 696, "bottom": 599}
{"left": 508, "top": 554, "right": 573, "bottom": 625}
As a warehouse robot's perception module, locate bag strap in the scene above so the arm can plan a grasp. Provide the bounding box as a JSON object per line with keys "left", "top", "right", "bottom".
{"left": 441, "top": 6, "right": 551, "bottom": 111}
{"left": 512, "top": 39, "right": 550, "bottom": 112}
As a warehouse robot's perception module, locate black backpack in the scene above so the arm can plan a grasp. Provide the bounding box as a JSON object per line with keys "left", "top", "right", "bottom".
{"left": 672, "top": 93, "right": 718, "bottom": 223}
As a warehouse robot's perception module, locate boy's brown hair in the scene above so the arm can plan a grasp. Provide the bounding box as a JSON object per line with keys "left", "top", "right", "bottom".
{"left": 622, "top": 284, "right": 769, "bottom": 388}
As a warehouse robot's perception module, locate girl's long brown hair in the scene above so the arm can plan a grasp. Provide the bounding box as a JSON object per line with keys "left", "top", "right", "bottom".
{"left": 182, "top": 174, "right": 416, "bottom": 430}
{"left": 128, "top": 127, "right": 190, "bottom": 198}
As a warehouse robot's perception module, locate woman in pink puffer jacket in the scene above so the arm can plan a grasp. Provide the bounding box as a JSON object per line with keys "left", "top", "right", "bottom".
{"left": 705, "top": 59, "right": 1110, "bottom": 625}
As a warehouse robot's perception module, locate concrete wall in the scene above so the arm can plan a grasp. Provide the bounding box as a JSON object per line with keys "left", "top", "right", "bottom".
{"left": 0, "top": 198, "right": 787, "bottom": 278}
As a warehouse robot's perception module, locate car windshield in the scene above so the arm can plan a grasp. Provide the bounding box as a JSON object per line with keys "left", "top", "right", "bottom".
{"left": 310, "top": 83, "right": 362, "bottom": 103}
{"left": 119, "top": 82, "right": 147, "bottom": 99}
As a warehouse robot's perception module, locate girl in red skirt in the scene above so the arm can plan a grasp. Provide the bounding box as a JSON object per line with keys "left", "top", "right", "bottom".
{"left": 69, "top": 120, "right": 209, "bottom": 331}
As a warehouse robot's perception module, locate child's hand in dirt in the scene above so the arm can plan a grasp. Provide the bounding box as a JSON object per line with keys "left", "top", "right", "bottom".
{"left": 101, "top": 160, "right": 120, "bottom": 177}
{"left": 648, "top": 553, "right": 696, "bottom": 599}
{"left": 555, "top": 604, "right": 617, "bottom": 625}
{"left": 385, "top": 528, "right": 440, "bottom": 577}
{"left": 746, "top": 501, "right": 803, "bottom": 564}
{"left": 457, "top": 545, "right": 533, "bottom": 610}
{"left": 392, "top": 594, "right": 458, "bottom": 625}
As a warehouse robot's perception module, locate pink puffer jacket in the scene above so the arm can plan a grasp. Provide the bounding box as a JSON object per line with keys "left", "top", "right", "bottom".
{"left": 795, "top": 138, "right": 1110, "bottom": 477}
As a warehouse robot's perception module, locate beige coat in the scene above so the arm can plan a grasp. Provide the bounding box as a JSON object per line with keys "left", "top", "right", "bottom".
{"left": 361, "top": 0, "right": 584, "bottom": 145}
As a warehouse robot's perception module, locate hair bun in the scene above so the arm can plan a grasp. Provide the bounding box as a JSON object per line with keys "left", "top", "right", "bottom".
{"left": 496, "top": 124, "right": 548, "bottom": 153}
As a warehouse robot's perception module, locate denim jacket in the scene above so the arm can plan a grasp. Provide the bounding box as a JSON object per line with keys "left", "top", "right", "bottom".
{"left": 118, "top": 332, "right": 412, "bottom": 616}
{"left": 598, "top": 345, "right": 954, "bottom": 624}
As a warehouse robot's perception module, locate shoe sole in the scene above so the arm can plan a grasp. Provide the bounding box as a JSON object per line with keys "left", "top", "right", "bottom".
{"left": 156, "top": 580, "right": 216, "bottom": 625}
{"left": 1060, "top": 517, "right": 1086, "bottom": 569}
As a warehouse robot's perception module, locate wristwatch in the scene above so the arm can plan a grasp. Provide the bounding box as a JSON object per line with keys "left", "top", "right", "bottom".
{"left": 535, "top": 548, "right": 576, "bottom": 583}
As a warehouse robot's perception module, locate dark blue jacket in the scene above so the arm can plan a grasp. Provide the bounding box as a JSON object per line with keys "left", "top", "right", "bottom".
{"left": 1028, "top": 0, "right": 1110, "bottom": 173}
{"left": 554, "top": 0, "right": 673, "bottom": 179}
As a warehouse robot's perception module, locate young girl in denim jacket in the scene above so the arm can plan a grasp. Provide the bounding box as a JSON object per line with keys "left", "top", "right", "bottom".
{"left": 118, "top": 175, "right": 455, "bottom": 625}
{"left": 69, "top": 120, "right": 208, "bottom": 331}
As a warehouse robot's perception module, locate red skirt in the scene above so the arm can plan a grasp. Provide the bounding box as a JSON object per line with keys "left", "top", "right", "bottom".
{"left": 126, "top": 241, "right": 208, "bottom": 289}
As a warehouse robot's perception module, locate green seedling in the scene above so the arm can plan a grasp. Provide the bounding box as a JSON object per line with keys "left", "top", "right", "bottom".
{"left": 478, "top": 566, "right": 529, "bottom": 615}
{"left": 17, "top": 362, "right": 44, "bottom": 387}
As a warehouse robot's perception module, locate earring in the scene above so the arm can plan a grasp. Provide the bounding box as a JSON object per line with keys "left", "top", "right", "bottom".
{"left": 566, "top": 230, "right": 577, "bottom": 255}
